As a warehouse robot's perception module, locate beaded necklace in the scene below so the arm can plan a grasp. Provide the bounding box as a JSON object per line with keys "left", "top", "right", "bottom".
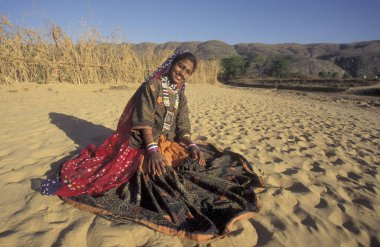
{"left": 160, "top": 76, "right": 180, "bottom": 132}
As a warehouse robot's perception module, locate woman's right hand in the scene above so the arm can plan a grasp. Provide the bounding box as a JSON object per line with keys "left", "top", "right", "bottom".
{"left": 147, "top": 152, "right": 168, "bottom": 176}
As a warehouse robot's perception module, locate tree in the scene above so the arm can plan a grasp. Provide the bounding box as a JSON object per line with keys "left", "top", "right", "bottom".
{"left": 220, "top": 55, "right": 248, "bottom": 80}
{"left": 319, "top": 71, "right": 327, "bottom": 78}
{"left": 253, "top": 54, "right": 268, "bottom": 78}
{"left": 268, "top": 57, "right": 290, "bottom": 78}
{"left": 331, "top": 72, "right": 339, "bottom": 79}
{"left": 343, "top": 72, "right": 352, "bottom": 79}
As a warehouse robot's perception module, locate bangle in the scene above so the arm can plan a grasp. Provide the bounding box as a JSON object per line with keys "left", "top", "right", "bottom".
{"left": 187, "top": 143, "right": 198, "bottom": 150}
{"left": 146, "top": 142, "right": 157, "bottom": 148}
{"left": 180, "top": 134, "right": 191, "bottom": 143}
{"left": 147, "top": 146, "right": 159, "bottom": 155}
{"left": 146, "top": 142, "right": 159, "bottom": 155}
{"left": 181, "top": 134, "right": 191, "bottom": 139}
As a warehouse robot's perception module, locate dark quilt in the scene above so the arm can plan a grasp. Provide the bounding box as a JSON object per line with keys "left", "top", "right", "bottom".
{"left": 62, "top": 143, "right": 264, "bottom": 241}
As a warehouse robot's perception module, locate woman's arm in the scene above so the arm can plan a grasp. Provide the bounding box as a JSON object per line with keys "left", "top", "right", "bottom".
{"left": 180, "top": 135, "right": 206, "bottom": 166}
{"left": 176, "top": 94, "right": 205, "bottom": 166}
{"left": 130, "top": 80, "right": 168, "bottom": 175}
{"left": 142, "top": 128, "right": 168, "bottom": 176}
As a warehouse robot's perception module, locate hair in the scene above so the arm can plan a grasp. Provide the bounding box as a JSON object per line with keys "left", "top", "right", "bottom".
{"left": 171, "top": 52, "right": 197, "bottom": 72}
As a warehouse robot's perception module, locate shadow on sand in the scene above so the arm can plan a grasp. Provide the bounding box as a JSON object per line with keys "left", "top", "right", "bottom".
{"left": 31, "top": 112, "right": 114, "bottom": 192}
{"left": 49, "top": 112, "right": 114, "bottom": 149}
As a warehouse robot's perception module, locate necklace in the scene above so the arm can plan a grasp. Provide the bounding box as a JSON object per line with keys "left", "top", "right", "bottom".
{"left": 160, "top": 76, "right": 180, "bottom": 110}
{"left": 160, "top": 76, "right": 180, "bottom": 132}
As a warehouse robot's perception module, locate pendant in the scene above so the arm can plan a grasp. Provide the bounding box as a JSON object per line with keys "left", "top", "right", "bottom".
{"left": 163, "top": 111, "right": 175, "bottom": 131}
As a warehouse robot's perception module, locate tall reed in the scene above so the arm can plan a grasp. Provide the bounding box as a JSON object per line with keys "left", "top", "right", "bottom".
{"left": 0, "top": 16, "right": 220, "bottom": 85}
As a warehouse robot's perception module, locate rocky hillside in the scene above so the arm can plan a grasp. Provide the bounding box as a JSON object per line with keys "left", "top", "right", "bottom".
{"left": 131, "top": 40, "right": 380, "bottom": 78}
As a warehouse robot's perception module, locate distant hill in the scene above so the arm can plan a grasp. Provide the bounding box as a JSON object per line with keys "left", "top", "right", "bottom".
{"left": 130, "top": 40, "right": 380, "bottom": 78}
{"left": 132, "top": 40, "right": 237, "bottom": 60}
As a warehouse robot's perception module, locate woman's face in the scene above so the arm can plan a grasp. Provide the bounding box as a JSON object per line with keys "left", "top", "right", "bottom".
{"left": 168, "top": 59, "right": 194, "bottom": 86}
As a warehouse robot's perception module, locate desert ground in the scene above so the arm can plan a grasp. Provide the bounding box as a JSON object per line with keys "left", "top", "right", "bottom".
{"left": 0, "top": 83, "right": 379, "bottom": 247}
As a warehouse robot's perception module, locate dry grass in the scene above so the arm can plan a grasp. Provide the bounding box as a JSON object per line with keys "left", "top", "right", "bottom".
{"left": 191, "top": 59, "right": 220, "bottom": 84}
{"left": 0, "top": 16, "right": 220, "bottom": 85}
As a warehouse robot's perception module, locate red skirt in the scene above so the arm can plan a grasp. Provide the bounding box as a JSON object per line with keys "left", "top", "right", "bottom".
{"left": 55, "top": 132, "right": 144, "bottom": 197}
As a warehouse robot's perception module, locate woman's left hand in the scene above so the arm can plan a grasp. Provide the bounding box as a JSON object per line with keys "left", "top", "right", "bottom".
{"left": 189, "top": 145, "right": 206, "bottom": 166}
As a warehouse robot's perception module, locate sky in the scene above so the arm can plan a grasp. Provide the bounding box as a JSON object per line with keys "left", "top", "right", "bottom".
{"left": 1, "top": 0, "right": 379, "bottom": 45}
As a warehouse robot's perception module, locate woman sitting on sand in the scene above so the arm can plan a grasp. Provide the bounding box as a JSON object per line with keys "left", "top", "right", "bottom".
{"left": 41, "top": 50, "right": 263, "bottom": 241}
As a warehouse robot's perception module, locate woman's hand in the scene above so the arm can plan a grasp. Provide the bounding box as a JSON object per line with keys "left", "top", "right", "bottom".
{"left": 189, "top": 145, "right": 206, "bottom": 166}
{"left": 141, "top": 128, "right": 168, "bottom": 176}
{"left": 147, "top": 152, "right": 168, "bottom": 176}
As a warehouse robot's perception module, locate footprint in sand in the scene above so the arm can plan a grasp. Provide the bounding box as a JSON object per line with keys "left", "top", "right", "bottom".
{"left": 282, "top": 168, "right": 298, "bottom": 176}
{"left": 288, "top": 182, "right": 310, "bottom": 193}
{"left": 300, "top": 215, "right": 318, "bottom": 231}
{"left": 314, "top": 197, "right": 328, "bottom": 208}
{"left": 310, "top": 162, "right": 326, "bottom": 173}
{"left": 342, "top": 220, "right": 361, "bottom": 235}
{"left": 249, "top": 220, "right": 273, "bottom": 246}
{"left": 347, "top": 171, "right": 362, "bottom": 181}
{"left": 352, "top": 198, "right": 374, "bottom": 210}
{"left": 332, "top": 158, "right": 344, "bottom": 166}
{"left": 270, "top": 217, "right": 286, "bottom": 231}
{"left": 324, "top": 149, "right": 336, "bottom": 158}
{"left": 360, "top": 183, "right": 376, "bottom": 194}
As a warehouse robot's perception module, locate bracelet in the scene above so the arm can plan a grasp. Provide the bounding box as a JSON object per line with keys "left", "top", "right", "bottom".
{"left": 187, "top": 143, "right": 198, "bottom": 150}
{"left": 146, "top": 142, "right": 158, "bottom": 149}
{"left": 181, "top": 134, "right": 191, "bottom": 139}
{"left": 179, "top": 134, "right": 191, "bottom": 143}
{"left": 147, "top": 146, "right": 159, "bottom": 155}
{"left": 146, "top": 142, "right": 159, "bottom": 155}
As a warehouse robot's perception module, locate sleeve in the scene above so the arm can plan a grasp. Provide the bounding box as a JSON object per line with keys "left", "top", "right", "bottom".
{"left": 131, "top": 80, "right": 159, "bottom": 130}
{"left": 175, "top": 93, "right": 191, "bottom": 139}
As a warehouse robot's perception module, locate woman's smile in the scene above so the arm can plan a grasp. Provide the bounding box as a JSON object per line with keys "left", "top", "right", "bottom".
{"left": 174, "top": 71, "right": 184, "bottom": 81}
{"left": 169, "top": 58, "right": 194, "bottom": 85}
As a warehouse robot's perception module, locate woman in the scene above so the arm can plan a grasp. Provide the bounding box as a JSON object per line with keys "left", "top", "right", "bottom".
{"left": 41, "top": 50, "right": 263, "bottom": 241}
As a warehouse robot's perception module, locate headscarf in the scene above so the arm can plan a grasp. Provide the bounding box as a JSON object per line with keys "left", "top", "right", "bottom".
{"left": 145, "top": 49, "right": 190, "bottom": 85}
{"left": 116, "top": 49, "right": 192, "bottom": 138}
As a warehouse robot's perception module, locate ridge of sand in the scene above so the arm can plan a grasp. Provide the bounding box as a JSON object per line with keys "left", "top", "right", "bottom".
{"left": 0, "top": 83, "right": 379, "bottom": 247}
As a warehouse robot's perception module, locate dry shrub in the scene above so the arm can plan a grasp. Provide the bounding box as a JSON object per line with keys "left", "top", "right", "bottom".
{"left": 0, "top": 16, "right": 220, "bottom": 85}
{"left": 190, "top": 59, "right": 220, "bottom": 84}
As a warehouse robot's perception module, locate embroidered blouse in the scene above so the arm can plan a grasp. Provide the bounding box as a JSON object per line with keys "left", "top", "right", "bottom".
{"left": 129, "top": 77, "right": 191, "bottom": 148}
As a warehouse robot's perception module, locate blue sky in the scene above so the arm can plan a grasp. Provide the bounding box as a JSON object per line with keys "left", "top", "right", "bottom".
{"left": 1, "top": 0, "right": 379, "bottom": 44}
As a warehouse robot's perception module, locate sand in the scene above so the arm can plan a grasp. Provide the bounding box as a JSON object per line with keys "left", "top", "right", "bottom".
{"left": 0, "top": 83, "right": 379, "bottom": 247}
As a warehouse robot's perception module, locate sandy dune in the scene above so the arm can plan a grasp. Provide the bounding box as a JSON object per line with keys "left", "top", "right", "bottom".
{"left": 0, "top": 83, "right": 379, "bottom": 247}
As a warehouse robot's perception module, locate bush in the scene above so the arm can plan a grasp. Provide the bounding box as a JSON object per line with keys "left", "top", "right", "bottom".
{"left": 268, "top": 57, "right": 290, "bottom": 78}
{"left": 319, "top": 71, "right": 327, "bottom": 78}
{"left": 220, "top": 55, "right": 248, "bottom": 80}
{"left": 331, "top": 72, "right": 339, "bottom": 79}
{"left": 343, "top": 72, "right": 352, "bottom": 79}
{"left": 319, "top": 71, "right": 339, "bottom": 79}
